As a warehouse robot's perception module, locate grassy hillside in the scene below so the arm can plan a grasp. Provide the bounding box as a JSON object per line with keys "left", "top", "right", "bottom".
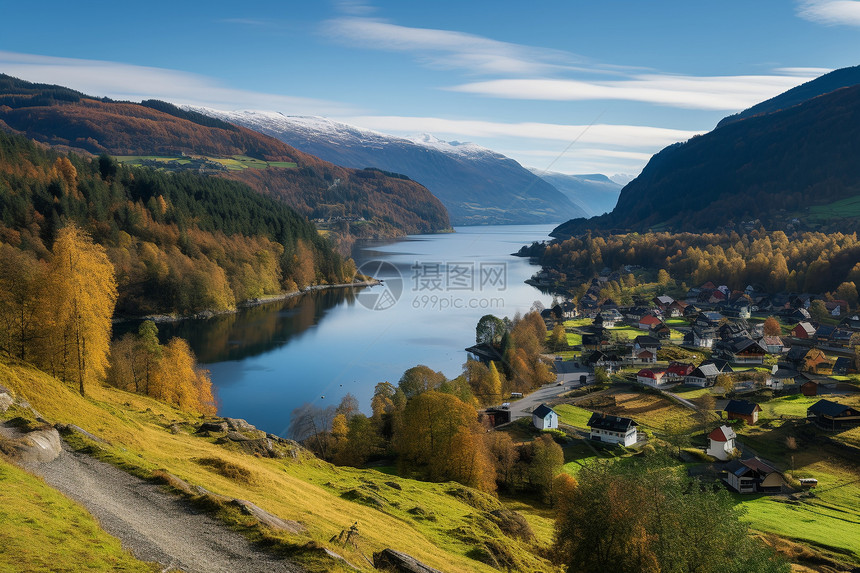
{"left": 0, "top": 359, "right": 559, "bottom": 573}
{"left": 0, "top": 456, "right": 157, "bottom": 573}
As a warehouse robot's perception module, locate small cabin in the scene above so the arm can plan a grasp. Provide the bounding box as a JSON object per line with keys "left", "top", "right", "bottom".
{"left": 532, "top": 403, "right": 558, "bottom": 430}
{"left": 724, "top": 399, "right": 762, "bottom": 425}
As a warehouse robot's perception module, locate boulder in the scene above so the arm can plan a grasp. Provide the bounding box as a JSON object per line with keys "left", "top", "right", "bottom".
{"left": 373, "top": 549, "right": 442, "bottom": 573}
{"left": 230, "top": 499, "right": 305, "bottom": 534}
{"left": 197, "top": 421, "right": 229, "bottom": 434}
{"left": 0, "top": 391, "right": 13, "bottom": 413}
{"left": 5, "top": 427, "right": 63, "bottom": 465}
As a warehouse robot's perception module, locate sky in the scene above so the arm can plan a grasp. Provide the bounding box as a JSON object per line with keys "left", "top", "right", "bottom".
{"left": 2, "top": 1, "right": 860, "bottom": 178}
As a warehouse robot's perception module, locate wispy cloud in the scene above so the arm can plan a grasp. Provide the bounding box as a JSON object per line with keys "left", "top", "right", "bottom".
{"left": 337, "top": 115, "right": 703, "bottom": 147}
{"left": 323, "top": 16, "right": 590, "bottom": 76}
{"left": 797, "top": 0, "right": 860, "bottom": 25}
{"left": 324, "top": 12, "right": 820, "bottom": 110}
{"left": 448, "top": 73, "right": 819, "bottom": 110}
{"left": 0, "top": 51, "right": 355, "bottom": 115}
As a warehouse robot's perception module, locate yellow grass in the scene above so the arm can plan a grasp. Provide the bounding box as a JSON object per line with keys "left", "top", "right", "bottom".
{"left": 0, "top": 360, "right": 558, "bottom": 573}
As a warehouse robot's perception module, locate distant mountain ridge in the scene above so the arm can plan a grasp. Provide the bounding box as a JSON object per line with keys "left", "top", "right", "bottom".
{"left": 527, "top": 170, "right": 621, "bottom": 216}
{"left": 552, "top": 65, "right": 860, "bottom": 239}
{"left": 186, "top": 108, "right": 586, "bottom": 225}
{"left": 717, "top": 65, "right": 860, "bottom": 128}
{"left": 0, "top": 74, "right": 450, "bottom": 240}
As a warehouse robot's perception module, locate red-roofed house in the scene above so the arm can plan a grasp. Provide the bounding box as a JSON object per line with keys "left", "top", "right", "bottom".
{"left": 666, "top": 362, "right": 695, "bottom": 381}
{"left": 637, "top": 369, "right": 667, "bottom": 388}
{"left": 638, "top": 314, "right": 662, "bottom": 330}
{"left": 707, "top": 425, "right": 737, "bottom": 461}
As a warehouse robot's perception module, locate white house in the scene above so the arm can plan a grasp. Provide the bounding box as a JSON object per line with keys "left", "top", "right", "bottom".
{"left": 637, "top": 368, "right": 666, "bottom": 387}
{"left": 706, "top": 425, "right": 737, "bottom": 461}
{"left": 684, "top": 363, "right": 720, "bottom": 387}
{"left": 532, "top": 403, "right": 558, "bottom": 430}
{"left": 588, "top": 412, "right": 638, "bottom": 446}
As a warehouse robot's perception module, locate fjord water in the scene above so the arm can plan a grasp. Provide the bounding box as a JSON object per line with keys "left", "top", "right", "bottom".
{"left": 159, "top": 225, "right": 555, "bottom": 436}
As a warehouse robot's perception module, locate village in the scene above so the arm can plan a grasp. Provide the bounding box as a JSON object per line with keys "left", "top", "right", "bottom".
{"left": 476, "top": 276, "right": 860, "bottom": 567}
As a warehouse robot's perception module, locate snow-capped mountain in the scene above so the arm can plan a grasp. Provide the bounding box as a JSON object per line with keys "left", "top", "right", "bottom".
{"left": 185, "top": 108, "right": 586, "bottom": 225}
{"left": 528, "top": 170, "right": 623, "bottom": 217}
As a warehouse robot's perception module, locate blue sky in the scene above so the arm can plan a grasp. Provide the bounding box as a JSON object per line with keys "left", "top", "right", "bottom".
{"left": 2, "top": 0, "right": 860, "bottom": 177}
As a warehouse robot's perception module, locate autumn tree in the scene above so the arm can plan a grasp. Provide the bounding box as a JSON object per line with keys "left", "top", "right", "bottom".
{"left": 44, "top": 224, "right": 117, "bottom": 395}
{"left": 398, "top": 365, "right": 446, "bottom": 399}
{"left": 393, "top": 391, "right": 495, "bottom": 491}
{"left": 0, "top": 244, "right": 45, "bottom": 361}
{"left": 485, "top": 431, "right": 519, "bottom": 490}
{"left": 763, "top": 316, "right": 781, "bottom": 337}
{"left": 548, "top": 323, "right": 567, "bottom": 351}
{"left": 528, "top": 434, "right": 565, "bottom": 503}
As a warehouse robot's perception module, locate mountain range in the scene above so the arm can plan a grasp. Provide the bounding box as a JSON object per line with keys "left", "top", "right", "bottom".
{"left": 0, "top": 75, "right": 450, "bottom": 242}
{"left": 527, "top": 170, "right": 621, "bottom": 217}
{"left": 186, "top": 109, "right": 587, "bottom": 226}
{"left": 552, "top": 64, "right": 860, "bottom": 239}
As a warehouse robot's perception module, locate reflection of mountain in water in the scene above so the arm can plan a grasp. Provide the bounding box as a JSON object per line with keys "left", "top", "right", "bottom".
{"left": 119, "top": 289, "right": 357, "bottom": 364}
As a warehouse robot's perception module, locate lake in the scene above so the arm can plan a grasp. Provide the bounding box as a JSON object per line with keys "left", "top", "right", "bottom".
{"left": 156, "top": 224, "right": 555, "bottom": 436}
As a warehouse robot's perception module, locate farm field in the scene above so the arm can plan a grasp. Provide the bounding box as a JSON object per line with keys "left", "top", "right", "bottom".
{"left": 115, "top": 155, "right": 297, "bottom": 171}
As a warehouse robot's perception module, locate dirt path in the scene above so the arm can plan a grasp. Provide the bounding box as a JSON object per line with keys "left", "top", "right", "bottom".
{"left": 28, "top": 445, "right": 303, "bottom": 573}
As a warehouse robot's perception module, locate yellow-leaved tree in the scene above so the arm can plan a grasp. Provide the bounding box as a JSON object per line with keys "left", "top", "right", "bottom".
{"left": 44, "top": 224, "right": 117, "bottom": 396}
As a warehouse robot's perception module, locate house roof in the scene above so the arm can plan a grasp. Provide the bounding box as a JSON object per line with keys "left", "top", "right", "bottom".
{"left": 634, "top": 335, "right": 660, "bottom": 346}
{"left": 740, "top": 457, "right": 779, "bottom": 475}
{"left": 639, "top": 314, "right": 661, "bottom": 325}
{"left": 690, "top": 364, "right": 720, "bottom": 378}
{"left": 763, "top": 336, "right": 784, "bottom": 347}
{"left": 667, "top": 362, "right": 694, "bottom": 375}
{"left": 702, "top": 359, "right": 733, "bottom": 373}
{"left": 532, "top": 403, "right": 556, "bottom": 419}
{"left": 725, "top": 400, "right": 762, "bottom": 415}
{"left": 637, "top": 369, "right": 664, "bottom": 378}
{"left": 731, "top": 338, "right": 766, "bottom": 354}
{"left": 588, "top": 412, "right": 637, "bottom": 432}
{"left": 708, "top": 425, "right": 737, "bottom": 442}
{"left": 807, "top": 399, "right": 856, "bottom": 417}
{"left": 655, "top": 295, "right": 674, "bottom": 306}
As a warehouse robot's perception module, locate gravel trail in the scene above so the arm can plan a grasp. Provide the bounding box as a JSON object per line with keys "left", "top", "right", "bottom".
{"left": 29, "top": 445, "right": 303, "bottom": 573}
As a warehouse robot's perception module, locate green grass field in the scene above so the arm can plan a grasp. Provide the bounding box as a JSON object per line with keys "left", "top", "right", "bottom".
{"left": 115, "top": 155, "right": 297, "bottom": 171}
{"left": 554, "top": 404, "right": 594, "bottom": 429}
{"left": 0, "top": 458, "right": 156, "bottom": 572}
{"left": 807, "top": 195, "right": 860, "bottom": 223}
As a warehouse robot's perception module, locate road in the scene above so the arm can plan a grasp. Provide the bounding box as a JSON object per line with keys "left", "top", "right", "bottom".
{"left": 507, "top": 359, "right": 592, "bottom": 420}
{"left": 30, "top": 444, "right": 303, "bottom": 573}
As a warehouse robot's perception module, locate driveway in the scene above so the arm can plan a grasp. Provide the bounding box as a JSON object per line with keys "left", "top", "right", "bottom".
{"left": 507, "top": 359, "right": 592, "bottom": 420}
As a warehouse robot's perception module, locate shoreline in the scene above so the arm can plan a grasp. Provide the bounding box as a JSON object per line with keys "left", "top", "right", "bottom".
{"left": 112, "top": 279, "right": 381, "bottom": 325}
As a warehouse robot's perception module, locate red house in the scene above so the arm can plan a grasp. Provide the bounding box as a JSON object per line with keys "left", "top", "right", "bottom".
{"left": 666, "top": 362, "right": 695, "bottom": 381}
{"left": 636, "top": 369, "right": 666, "bottom": 387}
{"left": 791, "top": 322, "right": 816, "bottom": 339}
{"left": 725, "top": 399, "right": 762, "bottom": 425}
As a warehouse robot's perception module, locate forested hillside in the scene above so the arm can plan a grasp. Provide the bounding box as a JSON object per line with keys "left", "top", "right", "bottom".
{"left": 0, "top": 129, "right": 353, "bottom": 317}
{"left": 553, "top": 79, "right": 860, "bottom": 238}
{"left": 0, "top": 74, "right": 450, "bottom": 240}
